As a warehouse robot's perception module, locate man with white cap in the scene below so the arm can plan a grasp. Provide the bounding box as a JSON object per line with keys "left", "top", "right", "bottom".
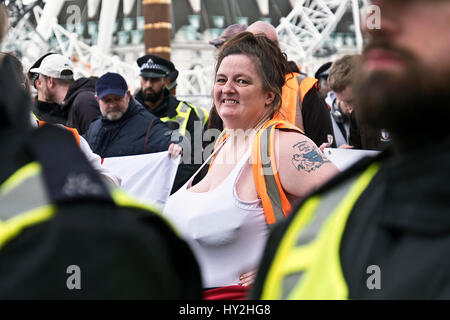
{"left": 30, "top": 53, "right": 100, "bottom": 134}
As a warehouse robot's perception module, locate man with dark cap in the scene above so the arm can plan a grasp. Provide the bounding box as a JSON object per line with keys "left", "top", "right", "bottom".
{"left": 0, "top": 4, "right": 202, "bottom": 299}
{"left": 84, "top": 72, "right": 176, "bottom": 158}
{"left": 135, "top": 54, "right": 206, "bottom": 193}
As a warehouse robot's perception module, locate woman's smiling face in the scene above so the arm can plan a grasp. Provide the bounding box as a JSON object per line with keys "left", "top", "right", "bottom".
{"left": 214, "top": 54, "right": 274, "bottom": 130}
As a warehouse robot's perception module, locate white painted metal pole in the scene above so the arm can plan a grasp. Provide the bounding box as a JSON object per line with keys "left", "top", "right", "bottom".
{"left": 352, "top": 0, "right": 364, "bottom": 52}
{"left": 188, "top": 0, "right": 201, "bottom": 13}
{"left": 36, "top": 0, "right": 66, "bottom": 40}
{"left": 256, "top": 0, "right": 269, "bottom": 16}
{"left": 88, "top": 0, "right": 101, "bottom": 19}
{"left": 123, "top": 0, "right": 136, "bottom": 16}
{"left": 97, "top": 0, "right": 120, "bottom": 53}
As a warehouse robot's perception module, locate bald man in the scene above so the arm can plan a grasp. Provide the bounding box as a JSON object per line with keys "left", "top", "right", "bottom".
{"left": 248, "top": 21, "right": 335, "bottom": 148}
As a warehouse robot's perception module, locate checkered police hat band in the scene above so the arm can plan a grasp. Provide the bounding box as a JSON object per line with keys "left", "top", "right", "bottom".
{"left": 140, "top": 62, "right": 170, "bottom": 74}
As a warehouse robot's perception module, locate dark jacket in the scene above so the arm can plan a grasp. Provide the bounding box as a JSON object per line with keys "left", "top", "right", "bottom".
{"left": 0, "top": 127, "right": 202, "bottom": 299}
{"left": 84, "top": 97, "right": 174, "bottom": 158}
{"left": 349, "top": 108, "right": 392, "bottom": 151}
{"left": 252, "top": 139, "right": 450, "bottom": 299}
{"left": 135, "top": 89, "right": 201, "bottom": 139}
{"left": 31, "top": 97, "right": 67, "bottom": 125}
{"left": 61, "top": 77, "right": 101, "bottom": 134}
{"left": 135, "top": 89, "right": 202, "bottom": 194}
{"left": 302, "top": 87, "right": 336, "bottom": 148}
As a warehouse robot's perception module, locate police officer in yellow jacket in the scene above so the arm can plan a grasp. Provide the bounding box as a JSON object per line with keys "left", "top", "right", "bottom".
{"left": 135, "top": 54, "right": 207, "bottom": 193}
{"left": 251, "top": 0, "right": 450, "bottom": 299}
{"left": 0, "top": 6, "right": 202, "bottom": 298}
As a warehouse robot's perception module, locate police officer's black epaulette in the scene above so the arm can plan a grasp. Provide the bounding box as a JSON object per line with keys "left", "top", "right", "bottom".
{"left": 25, "top": 124, "right": 113, "bottom": 205}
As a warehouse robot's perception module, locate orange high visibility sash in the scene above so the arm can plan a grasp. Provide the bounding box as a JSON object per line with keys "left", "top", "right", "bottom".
{"left": 37, "top": 121, "right": 81, "bottom": 146}
{"left": 275, "top": 73, "right": 318, "bottom": 131}
{"left": 210, "top": 118, "right": 304, "bottom": 225}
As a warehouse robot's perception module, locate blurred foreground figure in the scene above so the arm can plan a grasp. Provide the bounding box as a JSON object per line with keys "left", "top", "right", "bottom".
{"left": 0, "top": 4, "right": 201, "bottom": 299}
{"left": 252, "top": 0, "right": 450, "bottom": 299}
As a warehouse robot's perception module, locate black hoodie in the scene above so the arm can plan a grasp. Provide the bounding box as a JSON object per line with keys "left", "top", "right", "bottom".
{"left": 61, "top": 77, "right": 101, "bottom": 134}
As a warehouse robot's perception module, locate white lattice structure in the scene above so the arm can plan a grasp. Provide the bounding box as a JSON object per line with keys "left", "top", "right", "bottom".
{"left": 3, "top": 0, "right": 141, "bottom": 89}
{"left": 2, "top": 0, "right": 366, "bottom": 104}
{"left": 176, "top": 0, "right": 366, "bottom": 101}
{"left": 277, "top": 0, "right": 363, "bottom": 65}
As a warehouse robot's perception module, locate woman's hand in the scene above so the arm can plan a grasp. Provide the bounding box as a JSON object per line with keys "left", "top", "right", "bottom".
{"left": 239, "top": 270, "right": 257, "bottom": 286}
{"left": 168, "top": 143, "right": 183, "bottom": 159}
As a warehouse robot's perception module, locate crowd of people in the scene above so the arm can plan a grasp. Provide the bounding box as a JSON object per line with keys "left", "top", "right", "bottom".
{"left": 1, "top": 0, "right": 450, "bottom": 300}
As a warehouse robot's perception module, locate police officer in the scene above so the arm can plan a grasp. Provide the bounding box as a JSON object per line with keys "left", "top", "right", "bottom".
{"left": 135, "top": 54, "right": 207, "bottom": 193}
{"left": 0, "top": 4, "right": 201, "bottom": 299}
{"left": 135, "top": 54, "right": 207, "bottom": 135}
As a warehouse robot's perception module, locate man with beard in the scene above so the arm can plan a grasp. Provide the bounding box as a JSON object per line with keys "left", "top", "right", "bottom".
{"left": 29, "top": 54, "right": 101, "bottom": 134}
{"left": 251, "top": 0, "right": 450, "bottom": 299}
{"left": 84, "top": 72, "right": 176, "bottom": 158}
{"left": 28, "top": 53, "right": 67, "bottom": 125}
{"left": 135, "top": 55, "right": 206, "bottom": 193}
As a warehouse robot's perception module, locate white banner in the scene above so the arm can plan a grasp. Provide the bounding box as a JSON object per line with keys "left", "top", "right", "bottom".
{"left": 101, "top": 152, "right": 180, "bottom": 208}
{"left": 323, "top": 148, "right": 380, "bottom": 171}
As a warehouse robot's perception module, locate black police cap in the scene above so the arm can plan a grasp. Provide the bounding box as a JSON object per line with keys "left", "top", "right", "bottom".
{"left": 136, "top": 54, "right": 176, "bottom": 79}
{"left": 314, "top": 61, "right": 332, "bottom": 80}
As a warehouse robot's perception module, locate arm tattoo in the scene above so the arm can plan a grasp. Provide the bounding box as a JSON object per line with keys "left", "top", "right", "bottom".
{"left": 291, "top": 141, "right": 330, "bottom": 172}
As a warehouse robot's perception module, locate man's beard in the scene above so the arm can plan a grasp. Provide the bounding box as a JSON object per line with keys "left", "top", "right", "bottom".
{"left": 41, "top": 85, "right": 56, "bottom": 103}
{"left": 354, "top": 39, "right": 450, "bottom": 149}
{"left": 143, "top": 87, "right": 163, "bottom": 103}
{"left": 102, "top": 109, "right": 124, "bottom": 121}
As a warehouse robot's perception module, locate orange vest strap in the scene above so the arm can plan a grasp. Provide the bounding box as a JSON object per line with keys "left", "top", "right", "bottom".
{"left": 37, "top": 121, "right": 81, "bottom": 147}
{"left": 207, "top": 119, "right": 303, "bottom": 225}
{"left": 251, "top": 119, "right": 303, "bottom": 225}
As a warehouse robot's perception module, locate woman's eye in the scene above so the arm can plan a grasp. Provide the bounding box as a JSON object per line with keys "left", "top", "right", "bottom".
{"left": 237, "top": 79, "right": 248, "bottom": 84}
{"left": 216, "top": 78, "right": 226, "bottom": 83}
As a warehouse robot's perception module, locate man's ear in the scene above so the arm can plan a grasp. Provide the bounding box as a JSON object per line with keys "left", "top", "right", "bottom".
{"left": 95, "top": 95, "right": 98, "bottom": 102}
{"left": 164, "top": 77, "right": 171, "bottom": 88}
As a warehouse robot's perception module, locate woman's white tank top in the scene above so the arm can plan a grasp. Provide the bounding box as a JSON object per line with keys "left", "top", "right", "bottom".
{"left": 163, "top": 139, "right": 268, "bottom": 288}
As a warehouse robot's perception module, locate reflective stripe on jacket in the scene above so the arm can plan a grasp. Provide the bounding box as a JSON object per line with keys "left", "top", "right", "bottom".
{"left": 160, "top": 101, "right": 208, "bottom": 136}
{"left": 260, "top": 163, "right": 380, "bottom": 299}
{"left": 0, "top": 162, "right": 172, "bottom": 250}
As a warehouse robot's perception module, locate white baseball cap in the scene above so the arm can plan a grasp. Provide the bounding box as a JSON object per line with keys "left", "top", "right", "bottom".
{"left": 29, "top": 54, "right": 74, "bottom": 80}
